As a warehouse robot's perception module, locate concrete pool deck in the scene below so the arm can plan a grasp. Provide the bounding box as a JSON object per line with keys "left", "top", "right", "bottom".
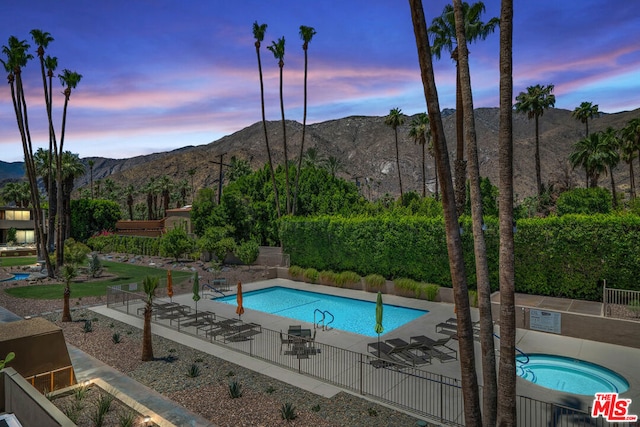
{"left": 87, "top": 277, "right": 640, "bottom": 423}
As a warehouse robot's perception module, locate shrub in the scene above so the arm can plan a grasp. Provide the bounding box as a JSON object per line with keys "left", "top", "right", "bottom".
{"left": 288, "top": 265, "right": 304, "bottom": 278}
{"left": 112, "top": 332, "right": 121, "bottom": 344}
{"left": 364, "top": 274, "right": 386, "bottom": 289}
{"left": 228, "top": 380, "right": 242, "bottom": 398}
{"left": 117, "top": 411, "right": 136, "bottom": 427}
{"left": 424, "top": 284, "right": 440, "bottom": 301}
{"left": 186, "top": 363, "right": 201, "bottom": 378}
{"left": 335, "top": 271, "right": 361, "bottom": 287}
{"left": 394, "top": 278, "right": 421, "bottom": 298}
{"left": 280, "top": 402, "right": 297, "bottom": 421}
{"left": 303, "top": 268, "right": 319, "bottom": 283}
{"left": 556, "top": 187, "right": 612, "bottom": 215}
{"left": 319, "top": 270, "right": 337, "bottom": 285}
{"left": 235, "top": 239, "right": 260, "bottom": 266}
{"left": 83, "top": 320, "right": 93, "bottom": 333}
{"left": 89, "top": 253, "right": 103, "bottom": 278}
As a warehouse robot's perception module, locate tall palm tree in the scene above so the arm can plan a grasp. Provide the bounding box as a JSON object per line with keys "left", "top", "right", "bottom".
{"left": 621, "top": 120, "right": 639, "bottom": 199}
{"left": 141, "top": 276, "right": 158, "bottom": 361}
{"left": 61, "top": 264, "right": 77, "bottom": 322}
{"left": 452, "top": 0, "right": 496, "bottom": 423}
{"left": 33, "top": 148, "right": 57, "bottom": 251}
{"left": 385, "top": 107, "right": 405, "bottom": 200}
{"left": 571, "top": 101, "right": 599, "bottom": 138}
{"left": 622, "top": 118, "right": 640, "bottom": 198}
{"left": 601, "top": 127, "right": 621, "bottom": 207}
{"left": 292, "top": 25, "right": 317, "bottom": 216}
{"left": 429, "top": 1, "right": 499, "bottom": 215}
{"left": 252, "top": 22, "right": 281, "bottom": 219}
{"left": 569, "top": 132, "right": 608, "bottom": 188}
{"left": 497, "top": 0, "right": 516, "bottom": 424}
{"left": 408, "top": 113, "right": 430, "bottom": 197}
{"left": 267, "top": 36, "right": 291, "bottom": 215}
{"left": 125, "top": 184, "right": 135, "bottom": 220}
{"left": 60, "top": 152, "right": 85, "bottom": 240}
{"left": 408, "top": 2, "right": 482, "bottom": 424}
{"left": 1, "top": 36, "right": 53, "bottom": 277}
{"left": 88, "top": 159, "right": 95, "bottom": 199}
{"left": 514, "top": 83, "right": 556, "bottom": 196}
{"left": 187, "top": 167, "right": 196, "bottom": 202}
{"left": 56, "top": 68, "right": 82, "bottom": 268}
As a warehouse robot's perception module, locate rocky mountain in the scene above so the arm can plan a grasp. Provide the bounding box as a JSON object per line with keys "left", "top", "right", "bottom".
{"left": 2, "top": 107, "right": 639, "bottom": 203}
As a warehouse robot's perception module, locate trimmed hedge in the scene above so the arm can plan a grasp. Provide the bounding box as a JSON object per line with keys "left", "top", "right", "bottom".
{"left": 281, "top": 214, "right": 640, "bottom": 301}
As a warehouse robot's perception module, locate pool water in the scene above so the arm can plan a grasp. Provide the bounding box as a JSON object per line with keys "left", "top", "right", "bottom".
{"left": 0, "top": 273, "right": 29, "bottom": 282}
{"left": 516, "top": 354, "right": 629, "bottom": 395}
{"left": 214, "top": 286, "right": 428, "bottom": 337}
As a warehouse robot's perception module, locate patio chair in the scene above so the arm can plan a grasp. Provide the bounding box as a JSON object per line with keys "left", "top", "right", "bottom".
{"left": 410, "top": 335, "right": 458, "bottom": 362}
{"left": 385, "top": 338, "right": 432, "bottom": 365}
{"left": 280, "top": 331, "right": 294, "bottom": 353}
{"left": 367, "top": 342, "right": 409, "bottom": 367}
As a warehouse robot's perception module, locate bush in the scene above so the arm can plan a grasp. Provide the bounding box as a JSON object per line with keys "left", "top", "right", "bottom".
{"left": 319, "top": 270, "right": 337, "bottom": 285}
{"left": 303, "top": 268, "right": 319, "bottom": 283}
{"left": 288, "top": 266, "right": 304, "bottom": 278}
{"left": 394, "top": 278, "right": 421, "bottom": 298}
{"left": 556, "top": 187, "right": 612, "bottom": 215}
{"left": 424, "top": 284, "right": 440, "bottom": 301}
{"left": 89, "top": 253, "right": 103, "bottom": 278}
{"left": 334, "top": 271, "right": 361, "bottom": 287}
{"left": 228, "top": 380, "right": 242, "bottom": 398}
{"left": 364, "top": 274, "right": 386, "bottom": 289}
{"left": 280, "top": 402, "right": 297, "bottom": 421}
{"left": 235, "top": 239, "right": 260, "bottom": 266}
{"left": 160, "top": 227, "right": 195, "bottom": 261}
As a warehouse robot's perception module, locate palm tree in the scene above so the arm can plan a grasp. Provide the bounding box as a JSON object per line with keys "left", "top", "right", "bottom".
{"left": 60, "top": 152, "right": 85, "bottom": 240}
{"left": 61, "top": 264, "right": 76, "bottom": 322}
{"left": 385, "top": 107, "right": 405, "bottom": 200}
{"left": 125, "top": 184, "right": 135, "bottom": 220}
{"left": 408, "top": 113, "right": 430, "bottom": 197}
{"left": 429, "top": 1, "right": 499, "bottom": 215}
{"left": 0, "top": 181, "right": 31, "bottom": 207}
{"left": 408, "top": 3, "right": 482, "bottom": 424}
{"left": 572, "top": 101, "right": 599, "bottom": 138}
{"left": 497, "top": 0, "right": 516, "bottom": 424}
{"left": 601, "top": 127, "right": 621, "bottom": 207}
{"left": 141, "top": 276, "right": 159, "bottom": 361}
{"left": 55, "top": 68, "right": 82, "bottom": 269}
{"left": 452, "top": 0, "right": 496, "bottom": 423}
{"left": 33, "top": 148, "right": 57, "bottom": 251}
{"left": 621, "top": 120, "right": 639, "bottom": 199}
{"left": 187, "top": 167, "right": 196, "bottom": 202}
{"left": 292, "top": 25, "right": 317, "bottom": 216}
{"left": 514, "top": 83, "right": 556, "bottom": 196}
{"left": 303, "top": 147, "right": 323, "bottom": 168}
{"left": 267, "top": 36, "right": 291, "bottom": 215}
{"left": 569, "top": 132, "right": 608, "bottom": 188}
{"left": 622, "top": 118, "right": 640, "bottom": 198}
{"left": 88, "top": 159, "right": 95, "bottom": 199}
{"left": 323, "top": 156, "right": 344, "bottom": 178}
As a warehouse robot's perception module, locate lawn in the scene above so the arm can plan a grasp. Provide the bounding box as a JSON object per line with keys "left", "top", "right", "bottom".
{"left": 0, "top": 256, "right": 38, "bottom": 267}
{"left": 4, "top": 261, "right": 193, "bottom": 299}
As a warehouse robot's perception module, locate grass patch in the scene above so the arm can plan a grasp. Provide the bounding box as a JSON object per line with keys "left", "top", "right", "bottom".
{"left": 4, "top": 261, "right": 191, "bottom": 299}
{"left": 0, "top": 256, "right": 38, "bottom": 267}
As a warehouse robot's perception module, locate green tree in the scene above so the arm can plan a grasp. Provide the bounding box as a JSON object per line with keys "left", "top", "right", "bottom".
{"left": 514, "top": 83, "right": 556, "bottom": 196}
{"left": 385, "top": 107, "right": 406, "bottom": 200}
{"left": 88, "top": 159, "right": 95, "bottom": 199}
{"left": 429, "top": 1, "right": 499, "bottom": 215}
{"left": 141, "top": 276, "right": 158, "bottom": 361}
{"left": 0, "top": 181, "right": 30, "bottom": 208}
{"left": 292, "top": 25, "right": 317, "bottom": 215}
{"left": 556, "top": 187, "right": 612, "bottom": 215}
{"left": 235, "top": 239, "right": 260, "bottom": 268}
{"left": 267, "top": 36, "right": 291, "bottom": 215}
{"left": 253, "top": 21, "right": 281, "bottom": 218}
{"left": 601, "top": 127, "right": 621, "bottom": 208}
{"left": 408, "top": 113, "right": 430, "bottom": 197}
{"left": 160, "top": 226, "right": 194, "bottom": 262}
{"left": 571, "top": 101, "right": 599, "bottom": 138}
{"left": 227, "top": 156, "right": 252, "bottom": 182}
{"left": 621, "top": 117, "right": 640, "bottom": 199}
{"left": 569, "top": 132, "right": 608, "bottom": 188}
{"left": 70, "top": 198, "right": 121, "bottom": 241}
{"left": 408, "top": 3, "right": 482, "bottom": 424}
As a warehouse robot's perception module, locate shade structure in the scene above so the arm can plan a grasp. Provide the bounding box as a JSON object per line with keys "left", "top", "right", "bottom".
{"left": 192, "top": 273, "right": 200, "bottom": 316}
{"left": 375, "top": 291, "right": 384, "bottom": 346}
{"left": 235, "top": 281, "right": 245, "bottom": 318}
{"left": 167, "top": 270, "right": 173, "bottom": 301}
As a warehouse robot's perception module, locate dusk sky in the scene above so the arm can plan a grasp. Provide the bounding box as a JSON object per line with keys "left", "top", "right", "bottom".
{"left": 1, "top": 1, "right": 639, "bottom": 163}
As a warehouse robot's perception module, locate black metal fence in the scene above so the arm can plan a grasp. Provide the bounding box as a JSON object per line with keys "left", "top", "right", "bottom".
{"left": 107, "top": 285, "right": 615, "bottom": 426}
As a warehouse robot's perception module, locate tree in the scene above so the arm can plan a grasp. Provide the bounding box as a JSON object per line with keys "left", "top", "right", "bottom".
{"left": 252, "top": 22, "right": 281, "bottom": 219}
{"left": 408, "top": 2, "right": 482, "bottom": 424}
{"left": 601, "top": 127, "right": 621, "bottom": 208}
{"left": 33, "top": 148, "right": 57, "bottom": 252}
{"left": 622, "top": 118, "right": 640, "bottom": 199}
{"left": 385, "top": 107, "right": 406, "bottom": 200}
{"left": 429, "top": 1, "right": 499, "bottom": 215}
{"left": 0, "top": 182, "right": 30, "bottom": 207}
{"left": 514, "top": 83, "right": 556, "bottom": 196}
{"left": 60, "top": 152, "right": 85, "bottom": 240}
{"left": 60, "top": 264, "right": 77, "bottom": 322}
{"left": 569, "top": 132, "right": 608, "bottom": 188}
{"left": 267, "top": 36, "right": 291, "bottom": 215}
{"left": 88, "top": 159, "right": 95, "bottom": 199}
{"left": 227, "top": 156, "right": 252, "bottom": 182}
{"left": 293, "top": 25, "right": 317, "bottom": 215}
{"left": 125, "top": 184, "right": 135, "bottom": 220}
{"left": 572, "top": 101, "right": 599, "bottom": 138}
{"left": 141, "top": 276, "right": 158, "bottom": 361}
{"left": 323, "top": 156, "right": 344, "bottom": 178}
{"left": 408, "top": 113, "right": 430, "bottom": 197}
{"left": 160, "top": 226, "right": 194, "bottom": 262}
{"left": 56, "top": 68, "right": 83, "bottom": 269}
{"left": 452, "top": 0, "right": 497, "bottom": 423}
{"left": 497, "top": 0, "right": 516, "bottom": 423}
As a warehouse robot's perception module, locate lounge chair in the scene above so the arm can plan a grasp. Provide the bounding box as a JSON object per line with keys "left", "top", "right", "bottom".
{"left": 410, "top": 335, "right": 458, "bottom": 362}
{"left": 385, "top": 338, "right": 432, "bottom": 365}
{"left": 368, "top": 342, "right": 409, "bottom": 367}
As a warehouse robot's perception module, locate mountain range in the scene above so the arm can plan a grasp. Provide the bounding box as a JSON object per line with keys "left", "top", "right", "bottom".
{"left": 1, "top": 107, "right": 639, "bottom": 203}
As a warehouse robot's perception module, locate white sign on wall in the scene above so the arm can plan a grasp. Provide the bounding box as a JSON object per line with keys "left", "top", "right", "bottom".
{"left": 530, "top": 309, "right": 561, "bottom": 334}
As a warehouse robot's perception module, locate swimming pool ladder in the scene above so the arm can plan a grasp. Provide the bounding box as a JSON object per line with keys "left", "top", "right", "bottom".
{"left": 202, "top": 283, "right": 225, "bottom": 298}
{"left": 313, "top": 309, "right": 335, "bottom": 331}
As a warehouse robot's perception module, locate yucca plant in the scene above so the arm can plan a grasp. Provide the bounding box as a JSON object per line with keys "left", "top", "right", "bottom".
{"left": 111, "top": 332, "right": 122, "bottom": 344}
{"left": 117, "top": 411, "right": 136, "bottom": 427}
{"left": 280, "top": 402, "right": 297, "bottom": 421}
{"left": 82, "top": 320, "right": 93, "bottom": 333}
{"left": 187, "top": 363, "right": 201, "bottom": 378}
{"left": 228, "top": 380, "right": 242, "bottom": 398}
{"left": 74, "top": 384, "right": 89, "bottom": 401}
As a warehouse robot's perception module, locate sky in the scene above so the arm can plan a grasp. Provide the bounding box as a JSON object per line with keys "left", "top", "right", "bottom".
{"left": 0, "top": 0, "right": 639, "bottom": 163}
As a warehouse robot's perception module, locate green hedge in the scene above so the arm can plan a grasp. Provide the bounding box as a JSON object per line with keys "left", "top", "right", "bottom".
{"left": 87, "top": 234, "right": 161, "bottom": 256}
{"left": 281, "top": 214, "right": 640, "bottom": 301}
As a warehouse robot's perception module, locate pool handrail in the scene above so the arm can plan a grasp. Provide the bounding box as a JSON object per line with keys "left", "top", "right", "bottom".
{"left": 202, "top": 283, "right": 225, "bottom": 298}
{"left": 493, "top": 333, "right": 530, "bottom": 365}
{"left": 313, "top": 309, "right": 335, "bottom": 331}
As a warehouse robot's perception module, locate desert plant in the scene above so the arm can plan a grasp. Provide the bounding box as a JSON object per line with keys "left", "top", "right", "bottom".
{"left": 96, "top": 392, "right": 114, "bottom": 414}
{"left": 112, "top": 332, "right": 121, "bottom": 344}
{"left": 303, "top": 268, "right": 319, "bottom": 283}
{"left": 63, "top": 404, "right": 81, "bottom": 424}
{"left": 364, "top": 274, "right": 386, "bottom": 289}
{"left": 311, "top": 404, "right": 321, "bottom": 412}
{"left": 187, "top": 363, "right": 201, "bottom": 378}
{"left": 117, "top": 411, "right": 136, "bottom": 427}
{"left": 368, "top": 407, "right": 378, "bottom": 417}
{"left": 225, "top": 370, "right": 235, "bottom": 377}
{"left": 228, "top": 380, "right": 242, "bottom": 398}
{"left": 468, "top": 290, "right": 479, "bottom": 307}
{"left": 0, "top": 352, "right": 15, "bottom": 369}
{"left": 280, "top": 402, "right": 297, "bottom": 421}
{"left": 74, "top": 384, "right": 89, "bottom": 401}
{"left": 90, "top": 406, "right": 106, "bottom": 427}
{"left": 424, "top": 284, "right": 440, "bottom": 301}
{"left": 83, "top": 320, "right": 93, "bottom": 333}
{"left": 265, "top": 385, "right": 276, "bottom": 395}
{"left": 89, "top": 253, "right": 103, "bottom": 278}
{"left": 288, "top": 265, "right": 304, "bottom": 278}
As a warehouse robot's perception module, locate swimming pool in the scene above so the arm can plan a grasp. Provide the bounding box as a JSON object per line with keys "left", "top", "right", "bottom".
{"left": 0, "top": 273, "right": 29, "bottom": 282}
{"left": 516, "top": 354, "right": 629, "bottom": 395}
{"left": 214, "top": 286, "right": 428, "bottom": 337}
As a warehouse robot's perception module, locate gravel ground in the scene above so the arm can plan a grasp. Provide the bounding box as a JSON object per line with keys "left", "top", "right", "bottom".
{"left": 2, "top": 255, "right": 428, "bottom": 426}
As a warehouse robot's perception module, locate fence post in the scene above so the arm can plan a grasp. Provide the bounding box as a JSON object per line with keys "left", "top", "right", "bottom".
{"left": 359, "top": 353, "right": 363, "bottom": 395}
{"left": 440, "top": 374, "right": 444, "bottom": 424}
{"left": 603, "top": 279, "right": 607, "bottom": 317}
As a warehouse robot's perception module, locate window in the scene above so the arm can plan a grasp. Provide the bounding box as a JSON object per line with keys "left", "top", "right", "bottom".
{"left": 5, "top": 210, "right": 31, "bottom": 221}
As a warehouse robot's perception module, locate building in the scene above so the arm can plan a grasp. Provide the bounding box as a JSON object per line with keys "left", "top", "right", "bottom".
{"left": 0, "top": 207, "right": 37, "bottom": 245}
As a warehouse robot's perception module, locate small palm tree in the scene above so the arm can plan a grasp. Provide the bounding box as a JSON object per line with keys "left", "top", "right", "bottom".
{"left": 569, "top": 132, "right": 608, "bottom": 188}
{"left": 61, "top": 264, "right": 77, "bottom": 322}
{"left": 408, "top": 113, "right": 430, "bottom": 197}
{"left": 571, "top": 101, "right": 599, "bottom": 138}
{"left": 141, "top": 276, "right": 159, "bottom": 361}
{"left": 267, "top": 36, "right": 290, "bottom": 215}
{"left": 385, "top": 107, "right": 405, "bottom": 200}
{"left": 514, "top": 83, "right": 556, "bottom": 196}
